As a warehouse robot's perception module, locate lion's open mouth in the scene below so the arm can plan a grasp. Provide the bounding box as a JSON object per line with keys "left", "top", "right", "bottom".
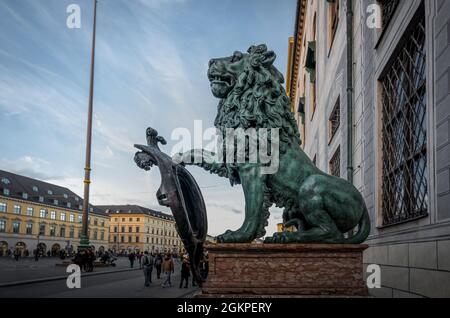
{"left": 208, "top": 73, "right": 234, "bottom": 86}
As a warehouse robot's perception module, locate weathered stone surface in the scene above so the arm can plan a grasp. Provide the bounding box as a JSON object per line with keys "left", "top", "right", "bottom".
{"left": 393, "top": 290, "right": 423, "bottom": 298}
{"left": 387, "top": 244, "right": 409, "bottom": 267}
{"left": 410, "top": 268, "right": 450, "bottom": 298}
{"left": 202, "top": 243, "right": 368, "bottom": 296}
{"left": 409, "top": 241, "right": 438, "bottom": 270}
{"left": 380, "top": 265, "right": 409, "bottom": 291}
{"left": 438, "top": 240, "right": 450, "bottom": 271}
{"left": 363, "top": 245, "right": 388, "bottom": 265}
{"left": 369, "top": 287, "right": 393, "bottom": 298}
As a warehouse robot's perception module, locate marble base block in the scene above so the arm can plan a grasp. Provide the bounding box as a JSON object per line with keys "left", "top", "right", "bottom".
{"left": 201, "top": 243, "right": 369, "bottom": 297}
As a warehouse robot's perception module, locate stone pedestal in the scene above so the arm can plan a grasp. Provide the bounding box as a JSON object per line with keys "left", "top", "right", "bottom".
{"left": 201, "top": 243, "right": 368, "bottom": 297}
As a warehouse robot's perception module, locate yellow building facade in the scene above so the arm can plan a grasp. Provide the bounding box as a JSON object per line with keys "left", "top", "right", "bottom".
{"left": 0, "top": 170, "right": 109, "bottom": 256}
{"left": 100, "top": 205, "right": 183, "bottom": 254}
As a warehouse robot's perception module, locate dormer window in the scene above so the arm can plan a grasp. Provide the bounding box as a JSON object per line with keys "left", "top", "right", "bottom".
{"left": 89, "top": 207, "right": 93, "bottom": 213}
{"left": 3, "top": 189, "right": 9, "bottom": 196}
{"left": 54, "top": 199, "right": 58, "bottom": 205}
{"left": 67, "top": 202, "right": 71, "bottom": 208}
{"left": 79, "top": 205, "right": 83, "bottom": 210}
{"left": 63, "top": 194, "right": 68, "bottom": 199}
{"left": 39, "top": 196, "right": 44, "bottom": 202}
{"left": 47, "top": 190, "right": 53, "bottom": 195}
{"left": 32, "top": 186, "right": 38, "bottom": 192}
{"left": 1, "top": 178, "right": 10, "bottom": 185}
{"left": 22, "top": 193, "right": 28, "bottom": 199}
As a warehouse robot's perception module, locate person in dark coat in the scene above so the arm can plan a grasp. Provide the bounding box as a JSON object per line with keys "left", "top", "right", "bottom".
{"left": 86, "top": 249, "right": 95, "bottom": 272}
{"left": 142, "top": 251, "right": 154, "bottom": 287}
{"left": 13, "top": 249, "right": 20, "bottom": 261}
{"left": 128, "top": 252, "right": 135, "bottom": 268}
{"left": 179, "top": 256, "right": 190, "bottom": 288}
{"left": 154, "top": 253, "right": 163, "bottom": 279}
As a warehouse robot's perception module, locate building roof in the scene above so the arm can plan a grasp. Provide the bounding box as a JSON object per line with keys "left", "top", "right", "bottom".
{"left": 96, "top": 204, "right": 174, "bottom": 221}
{"left": 0, "top": 169, "right": 107, "bottom": 216}
{"left": 288, "top": 0, "right": 307, "bottom": 110}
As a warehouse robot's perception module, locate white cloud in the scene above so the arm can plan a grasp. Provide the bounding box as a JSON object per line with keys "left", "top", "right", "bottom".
{"left": 136, "top": 0, "right": 189, "bottom": 9}
{"left": 94, "top": 117, "right": 136, "bottom": 154}
{"left": 0, "top": 156, "right": 65, "bottom": 181}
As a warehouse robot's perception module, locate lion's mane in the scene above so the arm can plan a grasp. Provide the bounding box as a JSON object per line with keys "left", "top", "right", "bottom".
{"left": 213, "top": 45, "right": 301, "bottom": 153}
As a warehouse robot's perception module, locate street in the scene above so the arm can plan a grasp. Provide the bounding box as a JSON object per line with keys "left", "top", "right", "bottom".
{"left": 0, "top": 257, "right": 199, "bottom": 298}
{"left": 0, "top": 256, "right": 133, "bottom": 284}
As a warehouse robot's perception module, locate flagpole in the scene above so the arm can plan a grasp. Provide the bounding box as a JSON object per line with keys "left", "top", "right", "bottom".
{"left": 80, "top": 0, "right": 97, "bottom": 250}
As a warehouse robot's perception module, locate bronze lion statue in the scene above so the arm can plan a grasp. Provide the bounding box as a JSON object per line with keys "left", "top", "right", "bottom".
{"left": 180, "top": 44, "right": 370, "bottom": 244}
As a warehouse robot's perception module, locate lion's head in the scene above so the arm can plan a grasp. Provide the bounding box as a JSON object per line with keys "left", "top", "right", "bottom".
{"left": 208, "top": 44, "right": 301, "bottom": 151}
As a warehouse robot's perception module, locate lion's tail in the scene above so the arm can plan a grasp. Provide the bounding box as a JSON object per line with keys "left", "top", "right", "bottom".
{"left": 344, "top": 205, "right": 370, "bottom": 244}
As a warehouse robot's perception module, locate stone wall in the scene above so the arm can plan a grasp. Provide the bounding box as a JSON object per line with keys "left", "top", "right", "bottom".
{"left": 435, "top": 0, "right": 450, "bottom": 221}
{"left": 293, "top": 0, "right": 450, "bottom": 297}
{"left": 354, "top": 0, "right": 450, "bottom": 298}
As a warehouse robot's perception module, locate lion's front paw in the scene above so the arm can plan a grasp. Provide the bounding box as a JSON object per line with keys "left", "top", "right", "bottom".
{"left": 216, "top": 230, "right": 236, "bottom": 243}
{"left": 216, "top": 229, "right": 252, "bottom": 243}
{"left": 264, "top": 232, "right": 292, "bottom": 244}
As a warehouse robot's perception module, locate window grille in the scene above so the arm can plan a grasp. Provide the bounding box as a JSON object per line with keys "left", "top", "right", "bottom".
{"left": 380, "top": 8, "right": 427, "bottom": 226}
{"left": 329, "top": 147, "right": 341, "bottom": 177}
{"left": 329, "top": 97, "right": 340, "bottom": 142}
{"left": 378, "top": 0, "right": 400, "bottom": 28}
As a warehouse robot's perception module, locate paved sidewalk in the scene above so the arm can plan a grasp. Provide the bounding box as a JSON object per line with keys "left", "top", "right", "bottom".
{"left": 0, "top": 262, "right": 199, "bottom": 298}
{"left": 0, "top": 256, "right": 139, "bottom": 284}
{"left": 49, "top": 271, "right": 199, "bottom": 298}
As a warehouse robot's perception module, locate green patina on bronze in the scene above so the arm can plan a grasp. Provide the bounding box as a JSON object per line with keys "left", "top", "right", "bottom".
{"left": 183, "top": 44, "right": 370, "bottom": 244}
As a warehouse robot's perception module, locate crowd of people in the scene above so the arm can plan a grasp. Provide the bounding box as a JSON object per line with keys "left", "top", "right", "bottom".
{"left": 126, "top": 250, "right": 209, "bottom": 289}
{"left": 0, "top": 247, "right": 71, "bottom": 261}
{"left": 1, "top": 246, "right": 116, "bottom": 264}
{"left": 2, "top": 246, "right": 210, "bottom": 289}
{"left": 0, "top": 248, "right": 31, "bottom": 260}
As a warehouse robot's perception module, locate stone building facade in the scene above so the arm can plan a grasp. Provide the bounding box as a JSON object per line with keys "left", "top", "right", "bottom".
{"left": 99, "top": 205, "right": 183, "bottom": 254}
{"left": 0, "top": 170, "right": 183, "bottom": 257}
{"left": 0, "top": 170, "right": 110, "bottom": 255}
{"left": 287, "top": 0, "right": 450, "bottom": 297}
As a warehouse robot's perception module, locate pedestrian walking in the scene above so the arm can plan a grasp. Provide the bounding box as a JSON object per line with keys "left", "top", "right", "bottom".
{"left": 138, "top": 252, "right": 144, "bottom": 269}
{"left": 34, "top": 249, "right": 39, "bottom": 261}
{"left": 161, "top": 254, "right": 174, "bottom": 288}
{"left": 128, "top": 251, "right": 135, "bottom": 268}
{"left": 86, "top": 249, "right": 95, "bottom": 272}
{"left": 179, "top": 256, "right": 190, "bottom": 288}
{"left": 155, "top": 253, "right": 163, "bottom": 279}
{"left": 13, "top": 249, "right": 20, "bottom": 261}
{"left": 142, "top": 251, "right": 154, "bottom": 287}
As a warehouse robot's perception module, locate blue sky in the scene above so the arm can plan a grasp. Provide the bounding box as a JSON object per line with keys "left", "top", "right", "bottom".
{"left": 0, "top": 0, "right": 297, "bottom": 236}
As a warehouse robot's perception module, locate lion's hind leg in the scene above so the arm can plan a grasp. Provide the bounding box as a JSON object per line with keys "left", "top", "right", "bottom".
{"left": 265, "top": 175, "right": 344, "bottom": 244}
{"left": 266, "top": 209, "right": 343, "bottom": 243}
